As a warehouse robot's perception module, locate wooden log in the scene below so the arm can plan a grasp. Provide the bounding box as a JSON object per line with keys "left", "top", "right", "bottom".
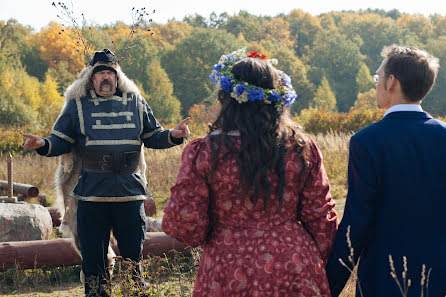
{"left": 0, "top": 181, "right": 39, "bottom": 198}
{"left": 144, "top": 197, "right": 157, "bottom": 216}
{"left": 46, "top": 207, "right": 61, "bottom": 227}
{"left": 0, "top": 232, "right": 188, "bottom": 271}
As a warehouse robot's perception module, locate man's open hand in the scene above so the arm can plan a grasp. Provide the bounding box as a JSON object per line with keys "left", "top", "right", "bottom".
{"left": 22, "top": 134, "right": 45, "bottom": 150}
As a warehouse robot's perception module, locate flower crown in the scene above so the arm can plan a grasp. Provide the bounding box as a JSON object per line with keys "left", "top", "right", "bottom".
{"left": 210, "top": 48, "right": 297, "bottom": 110}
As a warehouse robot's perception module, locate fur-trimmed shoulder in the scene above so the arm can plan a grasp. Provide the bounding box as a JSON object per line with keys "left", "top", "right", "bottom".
{"left": 63, "top": 65, "right": 141, "bottom": 104}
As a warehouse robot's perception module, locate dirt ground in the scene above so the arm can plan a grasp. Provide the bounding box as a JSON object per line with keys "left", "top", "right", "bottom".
{"left": 0, "top": 283, "right": 83, "bottom": 297}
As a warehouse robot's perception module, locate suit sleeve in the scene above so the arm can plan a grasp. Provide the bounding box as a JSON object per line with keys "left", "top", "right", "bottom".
{"left": 325, "top": 134, "right": 377, "bottom": 297}
{"left": 36, "top": 100, "right": 77, "bottom": 157}
{"left": 162, "top": 139, "right": 210, "bottom": 247}
{"left": 298, "top": 140, "right": 338, "bottom": 264}
{"left": 140, "top": 98, "right": 183, "bottom": 149}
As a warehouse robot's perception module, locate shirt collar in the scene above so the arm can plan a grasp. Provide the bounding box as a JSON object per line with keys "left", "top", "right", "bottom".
{"left": 383, "top": 104, "right": 423, "bottom": 118}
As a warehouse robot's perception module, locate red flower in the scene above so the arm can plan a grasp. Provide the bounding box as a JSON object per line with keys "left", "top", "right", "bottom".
{"left": 248, "top": 51, "right": 267, "bottom": 60}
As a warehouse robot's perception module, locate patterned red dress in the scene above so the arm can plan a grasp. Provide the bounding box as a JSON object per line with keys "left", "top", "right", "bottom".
{"left": 162, "top": 134, "right": 338, "bottom": 297}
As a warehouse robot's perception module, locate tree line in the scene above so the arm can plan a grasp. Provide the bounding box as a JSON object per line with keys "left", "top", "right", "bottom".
{"left": 1, "top": 8, "right": 446, "bottom": 134}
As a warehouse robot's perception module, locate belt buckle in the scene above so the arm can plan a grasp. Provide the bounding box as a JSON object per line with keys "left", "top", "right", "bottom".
{"left": 101, "top": 153, "right": 113, "bottom": 171}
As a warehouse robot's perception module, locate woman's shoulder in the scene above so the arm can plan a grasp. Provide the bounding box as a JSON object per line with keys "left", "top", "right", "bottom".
{"left": 182, "top": 136, "right": 213, "bottom": 164}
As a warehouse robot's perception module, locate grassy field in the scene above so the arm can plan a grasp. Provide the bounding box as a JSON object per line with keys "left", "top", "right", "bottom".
{"left": 0, "top": 132, "right": 355, "bottom": 297}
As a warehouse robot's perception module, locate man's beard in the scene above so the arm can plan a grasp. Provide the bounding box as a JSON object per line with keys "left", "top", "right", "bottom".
{"left": 99, "top": 80, "right": 113, "bottom": 92}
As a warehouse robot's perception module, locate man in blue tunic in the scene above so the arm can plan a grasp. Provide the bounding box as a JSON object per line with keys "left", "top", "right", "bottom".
{"left": 23, "top": 49, "right": 190, "bottom": 296}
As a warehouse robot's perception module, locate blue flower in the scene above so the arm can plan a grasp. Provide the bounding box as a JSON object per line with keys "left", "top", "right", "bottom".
{"left": 267, "top": 90, "right": 282, "bottom": 102}
{"left": 235, "top": 84, "right": 247, "bottom": 96}
{"left": 247, "top": 88, "right": 264, "bottom": 102}
{"left": 209, "top": 74, "right": 218, "bottom": 84}
{"left": 220, "top": 76, "right": 233, "bottom": 92}
{"left": 284, "top": 91, "right": 297, "bottom": 106}
{"left": 213, "top": 64, "right": 222, "bottom": 71}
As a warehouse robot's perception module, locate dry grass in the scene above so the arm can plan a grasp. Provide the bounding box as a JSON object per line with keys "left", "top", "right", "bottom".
{"left": 0, "top": 132, "right": 351, "bottom": 296}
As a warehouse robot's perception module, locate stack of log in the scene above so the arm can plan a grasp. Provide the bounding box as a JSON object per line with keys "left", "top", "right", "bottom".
{"left": 0, "top": 180, "right": 188, "bottom": 272}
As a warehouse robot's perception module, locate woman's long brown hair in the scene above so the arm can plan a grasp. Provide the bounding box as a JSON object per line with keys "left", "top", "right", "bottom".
{"left": 208, "top": 57, "right": 308, "bottom": 211}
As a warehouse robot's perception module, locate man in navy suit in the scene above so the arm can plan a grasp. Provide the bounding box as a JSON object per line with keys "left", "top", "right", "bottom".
{"left": 326, "top": 45, "right": 446, "bottom": 297}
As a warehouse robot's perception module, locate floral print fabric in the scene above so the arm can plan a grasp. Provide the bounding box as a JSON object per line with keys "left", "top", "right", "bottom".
{"left": 162, "top": 135, "right": 338, "bottom": 297}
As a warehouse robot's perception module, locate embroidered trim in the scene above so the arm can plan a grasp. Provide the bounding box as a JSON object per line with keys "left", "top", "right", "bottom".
{"left": 142, "top": 127, "right": 163, "bottom": 139}
{"left": 168, "top": 130, "right": 176, "bottom": 146}
{"left": 85, "top": 139, "right": 142, "bottom": 146}
{"left": 52, "top": 130, "right": 75, "bottom": 144}
{"left": 87, "top": 96, "right": 132, "bottom": 103}
{"left": 90, "top": 89, "right": 97, "bottom": 99}
{"left": 138, "top": 96, "right": 144, "bottom": 136}
{"left": 46, "top": 139, "right": 53, "bottom": 156}
{"left": 75, "top": 97, "right": 85, "bottom": 135}
{"left": 92, "top": 123, "right": 136, "bottom": 130}
{"left": 123, "top": 92, "right": 128, "bottom": 105}
{"left": 91, "top": 111, "right": 134, "bottom": 121}
{"left": 71, "top": 192, "right": 147, "bottom": 202}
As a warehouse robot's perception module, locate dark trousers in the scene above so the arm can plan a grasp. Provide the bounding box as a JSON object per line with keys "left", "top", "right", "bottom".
{"left": 77, "top": 200, "right": 147, "bottom": 297}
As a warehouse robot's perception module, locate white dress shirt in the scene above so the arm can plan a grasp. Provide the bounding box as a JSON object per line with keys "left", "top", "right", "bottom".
{"left": 383, "top": 104, "right": 424, "bottom": 118}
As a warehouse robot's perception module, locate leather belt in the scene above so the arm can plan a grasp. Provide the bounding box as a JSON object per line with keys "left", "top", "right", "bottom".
{"left": 81, "top": 151, "right": 140, "bottom": 174}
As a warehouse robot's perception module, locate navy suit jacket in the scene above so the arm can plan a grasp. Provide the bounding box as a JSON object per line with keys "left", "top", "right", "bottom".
{"left": 326, "top": 111, "right": 446, "bottom": 297}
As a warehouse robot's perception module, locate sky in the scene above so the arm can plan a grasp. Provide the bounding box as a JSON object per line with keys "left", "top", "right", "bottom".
{"left": 1, "top": 0, "right": 446, "bottom": 32}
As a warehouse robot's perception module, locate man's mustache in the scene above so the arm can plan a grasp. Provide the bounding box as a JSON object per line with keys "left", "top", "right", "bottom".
{"left": 99, "top": 80, "right": 113, "bottom": 91}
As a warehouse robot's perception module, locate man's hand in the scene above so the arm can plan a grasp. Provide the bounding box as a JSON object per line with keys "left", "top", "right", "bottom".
{"left": 171, "top": 117, "right": 191, "bottom": 139}
{"left": 22, "top": 134, "right": 45, "bottom": 150}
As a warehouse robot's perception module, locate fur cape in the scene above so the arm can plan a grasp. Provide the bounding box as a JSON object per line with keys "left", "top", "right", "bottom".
{"left": 55, "top": 63, "right": 148, "bottom": 266}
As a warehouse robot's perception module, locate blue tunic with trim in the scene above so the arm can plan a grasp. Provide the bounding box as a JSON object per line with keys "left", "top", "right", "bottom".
{"left": 37, "top": 89, "right": 181, "bottom": 202}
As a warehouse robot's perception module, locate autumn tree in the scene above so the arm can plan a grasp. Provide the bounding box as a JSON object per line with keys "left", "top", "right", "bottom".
{"left": 151, "top": 21, "right": 192, "bottom": 48}
{"left": 259, "top": 40, "right": 315, "bottom": 113}
{"left": 351, "top": 88, "right": 377, "bottom": 111}
{"left": 356, "top": 63, "right": 374, "bottom": 94}
{"left": 308, "top": 29, "right": 364, "bottom": 111}
{"left": 262, "top": 17, "right": 293, "bottom": 48}
{"left": 286, "top": 9, "right": 322, "bottom": 57}
{"left": 423, "top": 37, "right": 446, "bottom": 115}
{"left": 38, "top": 72, "right": 64, "bottom": 129}
{"left": 0, "top": 67, "right": 39, "bottom": 127}
{"left": 145, "top": 60, "right": 182, "bottom": 125}
{"left": 337, "top": 12, "right": 420, "bottom": 73}
{"left": 396, "top": 13, "right": 434, "bottom": 44}
{"left": 222, "top": 11, "right": 263, "bottom": 42}
{"left": 0, "top": 19, "right": 31, "bottom": 71}
{"left": 29, "top": 22, "right": 89, "bottom": 75}
{"left": 313, "top": 76, "right": 337, "bottom": 111}
{"left": 161, "top": 27, "right": 242, "bottom": 115}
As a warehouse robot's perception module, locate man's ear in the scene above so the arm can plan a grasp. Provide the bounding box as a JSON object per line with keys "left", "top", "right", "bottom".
{"left": 386, "top": 74, "right": 399, "bottom": 91}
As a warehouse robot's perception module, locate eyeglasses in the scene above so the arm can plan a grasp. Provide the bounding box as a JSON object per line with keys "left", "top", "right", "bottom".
{"left": 373, "top": 74, "right": 384, "bottom": 85}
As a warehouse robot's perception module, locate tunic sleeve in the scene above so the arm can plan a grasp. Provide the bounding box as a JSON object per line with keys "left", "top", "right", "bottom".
{"left": 36, "top": 100, "right": 77, "bottom": 157}
{"left": 162, "top": 138, "right": 210, "bottom": 247}
{"left": 140, "top": 98, "right": 183, "bottom": 149}
{"left": 298, "top": 139, "right": 338, "bottom": 263}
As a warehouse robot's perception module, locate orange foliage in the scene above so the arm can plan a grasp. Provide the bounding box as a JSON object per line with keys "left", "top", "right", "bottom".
{"left": 29, "top": 22, "right": 91, "bottom": 74}
{"left": 188, "top": 101, "right": 220, "bottom": 137}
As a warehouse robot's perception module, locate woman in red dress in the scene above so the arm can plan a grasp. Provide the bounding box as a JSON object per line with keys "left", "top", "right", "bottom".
{"left": 162, "top": 49, "right": 338, "bottom": 297}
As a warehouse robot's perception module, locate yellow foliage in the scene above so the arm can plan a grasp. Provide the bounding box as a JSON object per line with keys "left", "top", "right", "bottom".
{"left": 262, "top": 17, "right": 293, "bottom": 48}
{"left": 0, "top": 67, "right": 42, "bottom": 111}
{"left": 0, "top": 68, "right": 15, "bottom": 90}
{"left": 29, "top": 22, "right": 90, "bottom": 74}
{"left": 0, "top": 128, "right": 23, "bottom": 154}
{"left": 152, "top": 21, "right": 193, "bottom": 46}
{"left": 39, "top": 73, "right": 64, "bottom": 128}
{"left": 351, "top": 89, "right": 377, "bottom": 111}
{"left": 297, "top": 107, "right": 384, "bottom": 134}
